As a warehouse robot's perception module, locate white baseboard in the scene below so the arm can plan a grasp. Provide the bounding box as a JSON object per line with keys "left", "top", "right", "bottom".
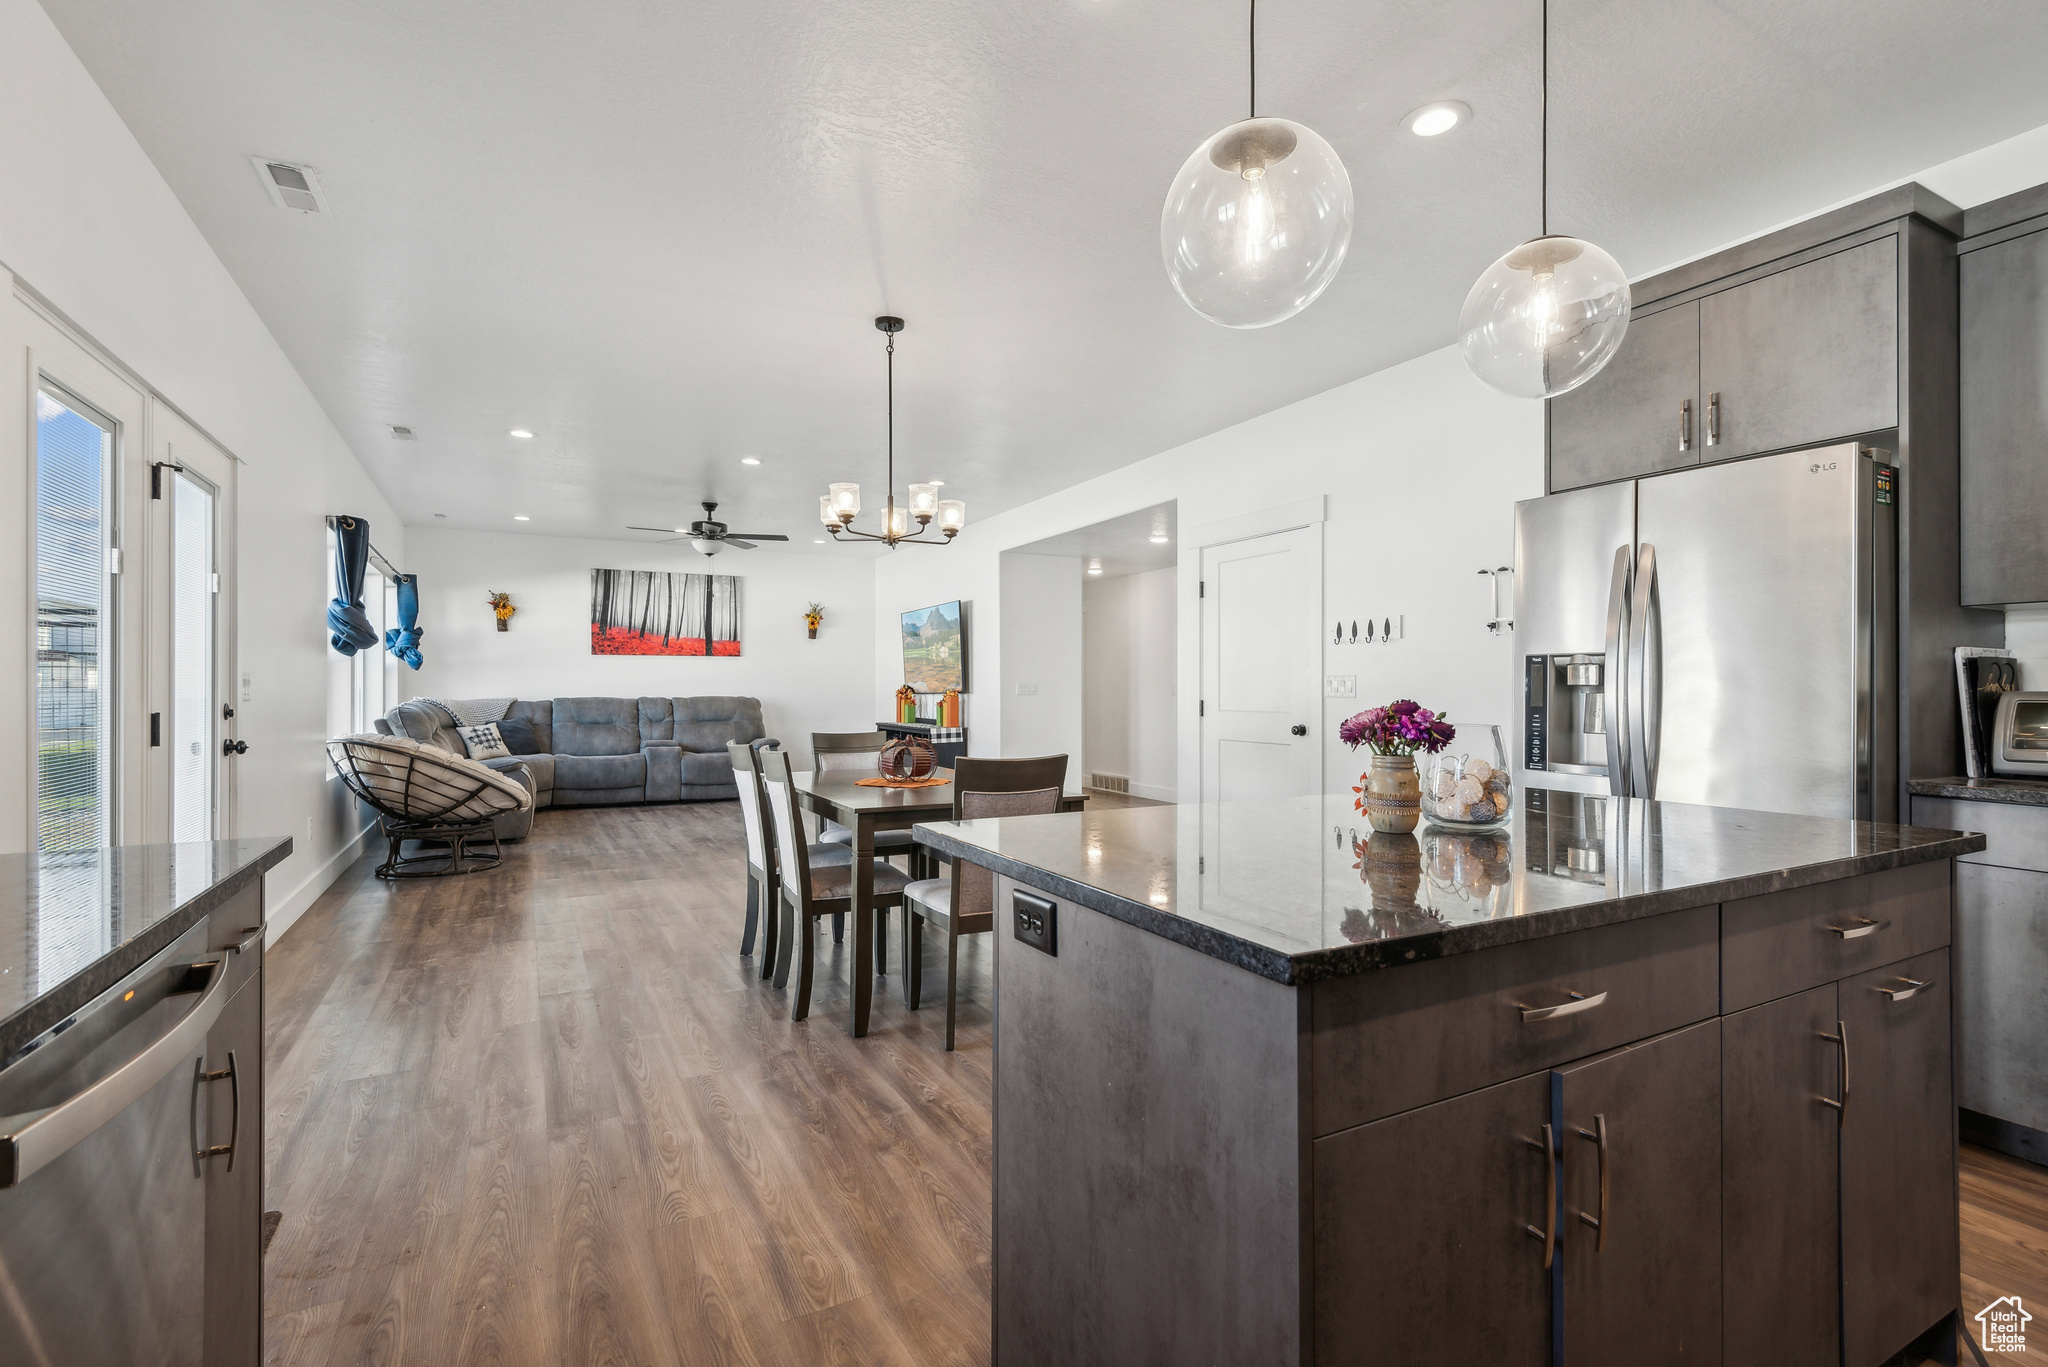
{"left": 263, "top": 821, "right": 376, "bottom": 948}
{"left": 1129, "top": 780, "right": 1177, "bottom": 804}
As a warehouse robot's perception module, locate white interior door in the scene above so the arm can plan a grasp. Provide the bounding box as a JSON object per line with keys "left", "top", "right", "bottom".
{"left": 1199, "top": 525, "right": 1322, "bottom": 803}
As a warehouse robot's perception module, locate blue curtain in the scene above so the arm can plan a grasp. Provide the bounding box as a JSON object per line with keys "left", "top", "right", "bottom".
{"left": 385, "top": 574, "right": 423, "bottom": 669}
{"left": 327, "top": 515, "right": 378, "bottom": 655}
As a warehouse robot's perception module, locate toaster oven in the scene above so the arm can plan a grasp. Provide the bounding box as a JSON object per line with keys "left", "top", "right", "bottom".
{"left": 1992, "top": 692, "right": 2048, "bottom": 778}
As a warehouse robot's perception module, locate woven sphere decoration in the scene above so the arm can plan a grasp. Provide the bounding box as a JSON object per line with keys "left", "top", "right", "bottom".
{"left": 878, "top": 736, "right": 937, "bottom": 780}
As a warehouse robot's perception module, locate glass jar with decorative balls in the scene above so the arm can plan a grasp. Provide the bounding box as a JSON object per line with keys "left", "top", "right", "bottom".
{"left": 1420, "top": 725, "right": 1513, "bottom": 829}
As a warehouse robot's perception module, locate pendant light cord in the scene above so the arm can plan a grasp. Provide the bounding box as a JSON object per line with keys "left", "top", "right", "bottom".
{"left": 1248, "top": 0, "right": 1256, "bottom": 120}
{"left": 885, "top": 328, "right": 895, "bottom": 521}
{"left": 1540, "top": 0, "right": 1548, "bottom": 236}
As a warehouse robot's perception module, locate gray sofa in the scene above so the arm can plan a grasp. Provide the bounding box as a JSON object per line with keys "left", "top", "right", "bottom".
{"left": 379, "top": 696, "right": 767, "bottom": 808}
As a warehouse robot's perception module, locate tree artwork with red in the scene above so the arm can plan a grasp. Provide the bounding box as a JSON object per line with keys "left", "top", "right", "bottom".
{"left": 590, "top": 568, "right": 741, "bottom": 656}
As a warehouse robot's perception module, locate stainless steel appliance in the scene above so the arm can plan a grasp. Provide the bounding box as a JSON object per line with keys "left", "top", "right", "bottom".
{"left": 0, "top": 917, "right": 226, "bottom": 1366}
{"left": 1515, "top": 441, "right": 1899, "bottom": 821}
{"left": 1990, "top": 691, "right": 2048, "bottom": 778}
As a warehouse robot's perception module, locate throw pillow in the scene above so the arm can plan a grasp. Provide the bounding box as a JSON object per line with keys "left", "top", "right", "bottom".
{"left": 495, "top": 715, "right": 543, "bottom": 755}
{"left": 459, "top": 723, "right": 512, "bottom": 761}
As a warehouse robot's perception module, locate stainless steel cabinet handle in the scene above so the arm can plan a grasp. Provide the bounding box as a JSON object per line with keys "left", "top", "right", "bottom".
{"left": 1827, "top": 917, "right": 1890, "bottom": 939}
{"left": 1526, "top": 1123, "right": 1557, "bottom": 1268}
{"left": 1520, "top": 989, "right": 1608, "bottom": 1022}
{"left": 1818, "top": 1021, "right": 1849, "bottom": 1127}
{"left": 1576, "top": 1113, "right": 1610, "bottom": 1252}
{"left": 1880, "top": 976, "right": 1933, "bottom": 1002}
{"left": 1678, "top": 399, "right": 1693, "bottom": 452}
{"left": 232, "top": 926, "right": 264, "bottom": 955}
{"left": 1705, "top": 391, "right": 1721, "bottom": 446}
{"left": 0, "top": 957, "right": 231, "bottom": 1187}
{"left": 199, "top": 1048, "right": 241, "bottom": 1172}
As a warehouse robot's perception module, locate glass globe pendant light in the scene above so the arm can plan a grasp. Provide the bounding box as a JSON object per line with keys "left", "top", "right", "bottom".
{"left": 1459, "top": 0, "right": 1630, "bottom": 398}
{"left": 1160, "top": 0, "right": 1354, "bottom": 329}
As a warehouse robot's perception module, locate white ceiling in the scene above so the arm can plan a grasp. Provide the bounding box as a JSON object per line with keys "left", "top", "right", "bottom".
{"left": 37, "top": 0, "right": 2048, "bottom": 544}
{"left": 1012, "top": 500, "right": 1177, "bottom": 577}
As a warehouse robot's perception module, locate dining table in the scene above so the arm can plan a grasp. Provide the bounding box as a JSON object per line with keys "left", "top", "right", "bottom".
{"left": 790, "top": 767, "right": 1086, "bottom": 1037}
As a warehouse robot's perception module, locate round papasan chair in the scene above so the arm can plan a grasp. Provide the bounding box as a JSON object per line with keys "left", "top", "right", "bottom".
{"left": 326, "top": 734, "right": 535, "bottom": 879}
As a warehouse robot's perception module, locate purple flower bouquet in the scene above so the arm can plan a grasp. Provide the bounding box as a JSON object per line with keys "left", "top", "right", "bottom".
{"left": 1339, "top": 699, "right": 1456, "bottom": 757}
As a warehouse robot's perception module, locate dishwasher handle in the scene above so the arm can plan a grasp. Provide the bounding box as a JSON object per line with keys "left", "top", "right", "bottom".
{"left": 0, "top": 955, "right": 231, "bottom": 1188}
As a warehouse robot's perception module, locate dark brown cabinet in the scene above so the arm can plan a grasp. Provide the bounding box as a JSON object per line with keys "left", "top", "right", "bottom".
{"left": 1313, "top": 1072, "right": 1552, "bottom": 1366}
{"left": 1960, "top": 213, "right": 2048, "bottom": 606}
{"left": 1557, "top": 1021, "right": 1722, "bottom": 1366}
{"left": 204, "top": 936, "right": 265, "bottom": 1367}
{"left": 1840, "top": 948, "right": 1957, "bottom": 1367}
{"left": 1695, "top": 237, "right": 1899, "bottom": 462}
{"left": 1722, "top": 984, "right": 1842, "bottom": 1367}
{"left": 1548, "top": 301, "right": 1701, "bottom": 492}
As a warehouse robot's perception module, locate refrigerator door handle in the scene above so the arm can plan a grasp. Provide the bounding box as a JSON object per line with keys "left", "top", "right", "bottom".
{"left": 1629, "top": 543, "right": 1662, "bottom": 798}
{"left": 1603, "top": 545, "right": 1633, "bottom": 797}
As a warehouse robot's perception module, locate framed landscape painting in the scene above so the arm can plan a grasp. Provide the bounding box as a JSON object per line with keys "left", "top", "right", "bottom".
{"left": 591, "top": 569, "right": 740, "bottom": 656}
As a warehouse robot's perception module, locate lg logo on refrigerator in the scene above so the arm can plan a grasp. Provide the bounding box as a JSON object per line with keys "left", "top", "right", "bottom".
{"left": 1809, "top": 461, "right": 1839, "bottom": 473}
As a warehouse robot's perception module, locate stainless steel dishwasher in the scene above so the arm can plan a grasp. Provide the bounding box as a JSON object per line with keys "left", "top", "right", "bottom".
{"left": 0, "top": 917, "right": 229, "bottom": 1366}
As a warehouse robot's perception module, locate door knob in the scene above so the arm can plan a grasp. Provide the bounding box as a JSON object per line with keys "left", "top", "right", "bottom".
{"left": 222, "top": 739, "right": 248, "bottom": 756}
{"left": 1290, "top": 724, "right": 1308, "bottom": 736}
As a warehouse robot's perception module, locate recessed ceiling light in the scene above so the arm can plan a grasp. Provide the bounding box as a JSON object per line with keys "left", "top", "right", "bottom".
{"left": 814, "top": 538, "right": 826, "bottom": 544}
{"left": 740, "top": 456, "right": 761, "bottom": 466}
{"left": 1404, "top": 101, "right": 1470, "bottom": 137}
{"left": 1087, "top": 557, "right": 1103, "bottom": 575}
{"left": 508, "top": 428, "right": 534, "bottom": 439}
{"left": 513, "top": 515, "right": 530, "bottom": 521}
{"left": 1149, "top": 534, "right": 1171, "bottom": 544}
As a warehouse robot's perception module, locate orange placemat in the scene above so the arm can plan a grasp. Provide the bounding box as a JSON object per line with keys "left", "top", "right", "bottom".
{"left": 853, "top": 775, "right": 950, "bottom": 789}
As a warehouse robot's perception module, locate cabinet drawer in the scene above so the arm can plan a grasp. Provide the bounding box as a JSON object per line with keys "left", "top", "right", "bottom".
{"left": 1307, "top": 905, "right": 1718, "bottom": 1137}
{"left": 1911, "top": 795, "right": 2048, "bottom": 873}
{"left": 1721, "top": 861, "right": 1949, "bottom": 1013}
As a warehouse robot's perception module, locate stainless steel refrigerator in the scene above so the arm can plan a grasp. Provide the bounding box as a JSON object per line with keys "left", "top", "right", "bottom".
{"left": 1514, "top": 441, "right": 1899, "bottom": 822}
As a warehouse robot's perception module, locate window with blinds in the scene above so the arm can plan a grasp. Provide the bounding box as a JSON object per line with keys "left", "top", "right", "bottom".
{"left": 35, "top": 386, "right": 114, "bottom": 852}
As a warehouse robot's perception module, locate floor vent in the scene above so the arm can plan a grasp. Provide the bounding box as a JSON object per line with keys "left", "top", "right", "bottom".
{"left": 1089, "top": 774, "right": 1130, "bottom": 794}
{"left": 252, "top": 157, "right": 330, "bottom": 214}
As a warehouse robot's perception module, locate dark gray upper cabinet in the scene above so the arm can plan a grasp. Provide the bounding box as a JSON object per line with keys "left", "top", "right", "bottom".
{"left": 1697, "top": 236, "right": 1900, "bottom": 462}
{"left": 1548, "top": 301, "right": 1701, "bottom": 492}
{"left": 1839, "top": 947, "right": 1957, "bottom": 1367}
{"left": 1960, "top": 221, "right": 2048, "bottom": 606}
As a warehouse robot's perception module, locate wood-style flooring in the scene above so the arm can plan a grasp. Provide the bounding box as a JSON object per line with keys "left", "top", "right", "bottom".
{"left": 262, "top": 801, "right": 995, "bottom": 1366}
{"left": 263, "top": 798, "right": 2048, "bottom": 1366}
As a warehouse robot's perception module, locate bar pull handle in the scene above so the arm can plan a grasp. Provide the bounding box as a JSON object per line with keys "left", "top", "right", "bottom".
{"left": 1575, "top": 1113, "right": 1609, "bottom": 1252}
{"left": 199, "top": 1049, "right": 241, "bottom": 1172}
{"left": 1525, "top": 1123, "right": 1557, "bottom": 1269}
{"left": 1827, "top": 917, "right": 1890, "bottom": 939}
{"left": 1818, "top": 1021, "right": 1849, "bottom": 1127}
{"left": 1627, "top": 542, "right": 1660, "bottom": 799}
{"left": 1521, "top": 989, "right": 1607, "bottom": 1022}
{"left": 1603, "top": 546, "right": 1632, "bottom": 798}
{"left": 232, "top": 926, "right": 264, "bottom": 955}
{"left": 1705, "top": 391, "right": 1721, "bottom": 446}
{"left": 1678, "top": 398, "right": 1693, "bottom": 452}
{"left": 1879, "top": 976, "right": 1933, "bottom": 1003}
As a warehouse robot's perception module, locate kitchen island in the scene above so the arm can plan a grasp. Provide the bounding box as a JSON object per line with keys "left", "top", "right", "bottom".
{"left": 0, "top": 837, "right": 291, "bottom": 1366}
{"left": 916, "top": 791, "right": 1983, "bottom": 1367}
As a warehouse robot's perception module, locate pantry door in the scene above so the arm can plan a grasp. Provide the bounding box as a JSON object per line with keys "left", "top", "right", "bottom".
{"left": 1198, "top": 522, "right": 1322, "bottom": 804}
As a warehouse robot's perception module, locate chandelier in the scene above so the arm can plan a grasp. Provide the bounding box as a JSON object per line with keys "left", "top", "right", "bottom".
{"left": 820, "top": 317, "right": 965, "bottom": 547}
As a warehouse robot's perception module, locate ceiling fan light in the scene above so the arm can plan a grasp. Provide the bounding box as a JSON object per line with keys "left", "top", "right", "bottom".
{"left": 691, "top": 537, "right": 724, "bottom": 556}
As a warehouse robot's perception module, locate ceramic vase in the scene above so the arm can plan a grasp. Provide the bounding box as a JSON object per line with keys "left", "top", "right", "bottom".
{"left": 495, "top": 618, "right": 508, "bottom": 633}
{"left": 1361, "top": 753, "right": 1421, "bottom": 833}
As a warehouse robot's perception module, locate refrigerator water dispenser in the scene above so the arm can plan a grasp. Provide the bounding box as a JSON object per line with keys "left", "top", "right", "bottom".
{"left": 1525, "top": 653, "right": 1608, "bottom": 777}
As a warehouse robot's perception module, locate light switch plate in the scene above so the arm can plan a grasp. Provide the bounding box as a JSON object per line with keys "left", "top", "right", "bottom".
{"left": 1324, "top": 675, "right": 1357, "bottom": 698}
{"left": 1015, "top": 681, "right": 1039, "bottom": 696}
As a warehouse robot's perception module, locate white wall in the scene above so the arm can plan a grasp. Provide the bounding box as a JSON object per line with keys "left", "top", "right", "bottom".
{"left": 996, "top": 553, "right": 1085, "bottom": 772}
{"left": 0, "top": 0, "right": 400, "bottom": 942}
{"left": 404, "top": 528, "right": 874, "bottom": 767}
{"left": 874, "top": 345, "right": 1545, "bottom": 800}
{"left": 1083, "top": 568, "right": 1177, "bottom": 801}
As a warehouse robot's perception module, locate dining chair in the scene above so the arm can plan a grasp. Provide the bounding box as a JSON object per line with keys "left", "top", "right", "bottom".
{"left": 761, "top": 747, "right": 909, "bottom": 1024}
{"left": 731, "top": 741, "right": 851, "bottom": 979}
{"left": 903, "top": 754, "right": 1069, "bottom": 1050}
{"left": 811, "top": 731, "right": 926, "bottom": 865}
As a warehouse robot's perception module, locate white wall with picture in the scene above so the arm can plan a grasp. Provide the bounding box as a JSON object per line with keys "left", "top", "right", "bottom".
{"left": 405, "top": 527, "right": 875, "bottom": 767}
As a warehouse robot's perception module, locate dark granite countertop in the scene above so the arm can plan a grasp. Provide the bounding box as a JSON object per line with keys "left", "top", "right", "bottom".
{"left": 914, "top": 790, "right": 1983, "bottom": 985}
{"left": 1907, "top": 776, "right": 2048, "bottom": 807}
{"left": 0, "top": 837, "right": 292, "bottom": 1061}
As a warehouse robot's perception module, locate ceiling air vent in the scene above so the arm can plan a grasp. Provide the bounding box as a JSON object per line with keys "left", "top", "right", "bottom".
{"left": 251, "top": 157, "right": 329, "bottom": 214}
{"left": 389, "top": 425, "right": 415, "bottom": 440}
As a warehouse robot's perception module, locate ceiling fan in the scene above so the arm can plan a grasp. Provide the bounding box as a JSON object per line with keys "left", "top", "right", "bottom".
{"left": 629, "top": 501, "right": 789, "bottom": 557}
